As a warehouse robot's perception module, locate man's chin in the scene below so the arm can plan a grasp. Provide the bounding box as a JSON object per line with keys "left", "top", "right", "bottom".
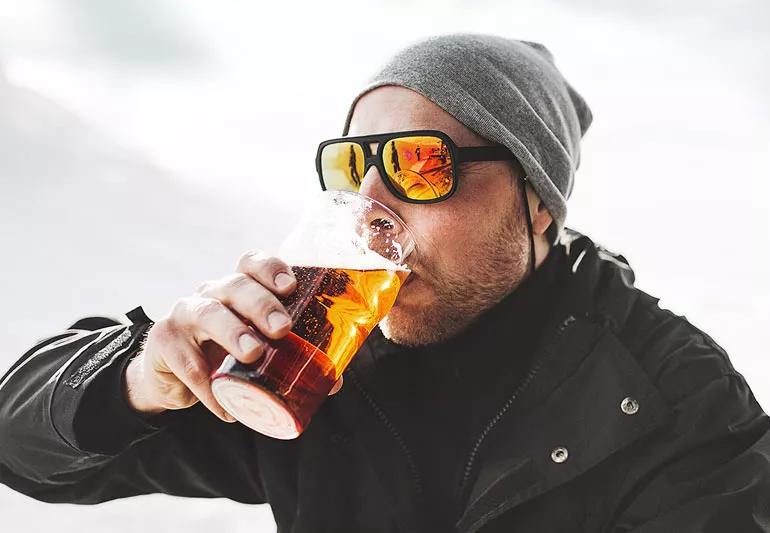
{"left": 377, "top": 275, "right": 426, "bottom": 344}
{"left": 378, "top": 308, "right": 423, "bottom": 347}
{"left": 378, "top": 291, "right": 447, "bottom": 347}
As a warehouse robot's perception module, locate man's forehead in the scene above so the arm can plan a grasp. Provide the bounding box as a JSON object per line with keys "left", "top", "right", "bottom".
{"left": 347, "top": 85, "right": 490, "bottom": 146}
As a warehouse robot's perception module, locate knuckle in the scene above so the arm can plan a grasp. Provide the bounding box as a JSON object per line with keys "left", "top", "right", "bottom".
{"left": 190, "top": 297, "right": 224, "bottom": 322}
{"left": 194, "top": 279, "right": 214, "bottom": 296}
{"left": 147, "top": 319, "right": 174, "bottom": 345}
{"left": 181, "top": 357, "right": 207, "bottom": 383}
{"left": 263, "top": 258, "right": 293, "bottom": 283}
{"left": 223, "top": 272, "right": 251, "bottom": 290}
{"left": 242, "top": 253, "right": 286, "bottom": 280}
{"left": 236, "top": 249, "right": 266, "bottom": 272}
{"left": 171, "top": 296, "right": 204, "bottom": 324}
{"left": 258, "top": 256, "right": 285, "bottom": 274}
{"left": 170, "top": 297, "right": 190, "bottom": 318}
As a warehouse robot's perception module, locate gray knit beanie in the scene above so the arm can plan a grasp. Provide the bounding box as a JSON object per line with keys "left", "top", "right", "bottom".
{"left": 340, "top": 33, "right": 592, "bottom": 242}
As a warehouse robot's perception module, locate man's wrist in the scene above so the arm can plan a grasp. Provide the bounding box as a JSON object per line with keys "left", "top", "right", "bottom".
{"left": 64, "top": 322, "right": 169, "bottom": 455}
{"left": 123, "top": 353, "right": 166, "bottom": 417}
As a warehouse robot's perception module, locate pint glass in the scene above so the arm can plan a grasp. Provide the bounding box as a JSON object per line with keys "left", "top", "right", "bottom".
{"left": 211, "top": 191, "right": 414, "bottom": 439}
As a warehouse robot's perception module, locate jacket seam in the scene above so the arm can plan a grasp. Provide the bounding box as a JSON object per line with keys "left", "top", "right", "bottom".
{"left": 649, "top": 308, "right": 735, "bottom": 375}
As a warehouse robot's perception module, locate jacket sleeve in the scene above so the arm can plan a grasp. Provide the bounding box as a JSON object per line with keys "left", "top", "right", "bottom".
{"left": 608, "top": 322, "right": 770, "bottom": 532}
{"left": 0, "top": 306, "right": 267, "bottom": 505}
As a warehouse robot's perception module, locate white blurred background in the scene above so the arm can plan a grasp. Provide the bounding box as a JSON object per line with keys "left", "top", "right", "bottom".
{"left": 0, "top": 1, "right": 768, "bottom": 531}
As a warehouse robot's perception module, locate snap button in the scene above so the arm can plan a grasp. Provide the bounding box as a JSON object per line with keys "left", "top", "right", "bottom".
{"left": 621, "top": 396, "right": 639, "bottom": 415}
{"left": 550, "top": 446, "right": 569, "bottom": 464}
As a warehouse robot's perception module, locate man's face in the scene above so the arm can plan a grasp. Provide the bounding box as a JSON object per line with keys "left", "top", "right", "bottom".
{"left": 347, "top": 85, "right": 533, "bottom": 346}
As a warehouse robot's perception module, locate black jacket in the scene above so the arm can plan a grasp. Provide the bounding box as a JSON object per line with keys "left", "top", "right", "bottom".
{"left": 1, "top": 228, "right": 769, "bottom": 532}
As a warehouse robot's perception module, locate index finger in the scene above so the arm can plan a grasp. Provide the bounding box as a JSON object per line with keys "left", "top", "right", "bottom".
{"left": 236, "top": 250, "right": 296, "bottom": 296}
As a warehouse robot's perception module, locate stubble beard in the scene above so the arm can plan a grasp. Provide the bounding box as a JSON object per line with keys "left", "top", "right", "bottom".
{"left": 379, "top": 200, "right": 531, "bottom": 347}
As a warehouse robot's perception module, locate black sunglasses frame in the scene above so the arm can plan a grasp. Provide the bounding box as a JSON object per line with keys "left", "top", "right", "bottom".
{"left": 316, "top": 129, "right": 524, "bottom": 204}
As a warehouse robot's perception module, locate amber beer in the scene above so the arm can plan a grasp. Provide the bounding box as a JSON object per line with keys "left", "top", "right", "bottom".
{"left": 212, "top": 264, "right": 408, "bottom": 438}
{"left": 210, "top": 191, "right": 415, "bottom": 439}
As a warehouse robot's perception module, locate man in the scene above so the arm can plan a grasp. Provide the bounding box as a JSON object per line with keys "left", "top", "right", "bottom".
{"left": 1, "top": 34, "right": 769, "bottom": 532}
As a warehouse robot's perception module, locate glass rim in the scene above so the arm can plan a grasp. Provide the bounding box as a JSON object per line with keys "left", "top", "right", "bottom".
{"left": 321, "top": 189, "right": 416, "bottom": 263}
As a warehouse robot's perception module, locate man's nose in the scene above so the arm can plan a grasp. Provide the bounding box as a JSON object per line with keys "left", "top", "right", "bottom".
{"left": 357, "top": 164, "right": 393, "bottom": 208}
{"left": 356, "top": 164, "right": 415, "bottom": 263}
{"left": 357, "top": 164, "right": 412, "bottom": 227}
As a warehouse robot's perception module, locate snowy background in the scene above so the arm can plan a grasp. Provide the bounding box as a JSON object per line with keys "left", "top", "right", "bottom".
{"left": 1, "top": 1, "right": 768, "bottom": 531}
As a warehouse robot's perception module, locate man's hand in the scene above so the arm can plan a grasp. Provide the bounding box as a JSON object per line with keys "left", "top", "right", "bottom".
{"left": 123, "top": 250, "right": 343, "bottom": 423}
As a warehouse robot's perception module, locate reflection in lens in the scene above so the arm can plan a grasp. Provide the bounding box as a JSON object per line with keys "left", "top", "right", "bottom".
{"left": 382, "top": 135, "right": 453, "bottom": 200}
{"left": 321, "top": 142, "right": 365, "bottom": 192}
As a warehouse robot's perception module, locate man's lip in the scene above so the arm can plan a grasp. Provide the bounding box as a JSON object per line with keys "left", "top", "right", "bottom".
{"left": 403, "top": 271, "right": 418, "bottom": 285}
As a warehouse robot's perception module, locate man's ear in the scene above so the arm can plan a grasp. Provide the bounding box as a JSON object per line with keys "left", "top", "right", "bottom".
{"left": 525, "top": 182, "right": 553, "bottom": 237}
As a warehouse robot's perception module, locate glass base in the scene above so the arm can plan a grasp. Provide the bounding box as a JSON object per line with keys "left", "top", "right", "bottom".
{"left": 211, "top": 375, "right": 301, "bottom": 440}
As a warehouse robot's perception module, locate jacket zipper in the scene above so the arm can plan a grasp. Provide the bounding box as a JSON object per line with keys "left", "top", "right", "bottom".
{"left": 346, "top": 314, "right": 581, "bottom": 523}
{"left": 347, "top": 368, "right": 423, "bottom": 495}
{"left": 457, "top": 314, "right": 578, "bottom": 500}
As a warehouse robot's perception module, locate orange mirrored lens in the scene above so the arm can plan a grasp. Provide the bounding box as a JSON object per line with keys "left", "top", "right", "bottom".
{"left": 321, "top": 142, "right": 365, "bottom": 192}
{"left": 381, "top": 136, "right": 453, "bottom": 200}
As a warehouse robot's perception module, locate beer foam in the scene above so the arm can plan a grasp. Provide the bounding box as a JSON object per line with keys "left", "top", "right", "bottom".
{"left": 287, "top": 248, "right": 410, "bottom": 272}
{"left": 277, "top": 191, "right": 413, "bottom": 272}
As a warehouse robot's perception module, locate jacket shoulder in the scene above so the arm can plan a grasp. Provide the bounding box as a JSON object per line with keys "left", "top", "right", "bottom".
{"left": 583, "top": 264, "right": 770, "bottom": 530}
{"left": 619, "top": 293, "right": 742, "bottom": 406}
{"left": 556, "top": 229, "right": 770, "bottom": 530}
{"left": 606, "top": 291, "right": 770, "bottom": 531}
{"left": 561, "top": 226, "right": 741, "bottom": 402}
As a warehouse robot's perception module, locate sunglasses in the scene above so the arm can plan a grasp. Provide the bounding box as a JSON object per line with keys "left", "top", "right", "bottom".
{"left": 316, "top": 129, "right": 523, "bottom": 204}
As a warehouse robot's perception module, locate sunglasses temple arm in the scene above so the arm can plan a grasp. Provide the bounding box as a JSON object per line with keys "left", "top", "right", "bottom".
{"left": 456, "top": 146, "right": 519, "bottom": 162}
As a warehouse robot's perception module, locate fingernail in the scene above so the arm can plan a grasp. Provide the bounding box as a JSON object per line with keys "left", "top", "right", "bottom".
{"left": 328, "top": 377, "right": 343, "bottom": 395}
{"left": 274, "top": 272, "right": 294, "bottom": 290}
{"left": 268, "top": 311, "right": 290, "bottom": 331}
{"left": 238, "top": 333, "right": 261, "bottom": 355}
{"left": 224, "top": 413, "right": 237, "bottom": 423}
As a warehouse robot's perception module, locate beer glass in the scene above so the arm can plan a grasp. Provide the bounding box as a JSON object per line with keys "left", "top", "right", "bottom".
{"left": 210, "top": 191, "right": 414, "bottom": 439}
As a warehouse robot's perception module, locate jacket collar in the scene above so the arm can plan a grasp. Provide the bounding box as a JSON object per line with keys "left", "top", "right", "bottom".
{"left": 456, "top": 317, "right": 671, "bottom": 531}
{"left": 335, "top": 228, "right": 672, "bottom": 532}
{"left": 456, "top": 229, "right": 672, "bottom": 531}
